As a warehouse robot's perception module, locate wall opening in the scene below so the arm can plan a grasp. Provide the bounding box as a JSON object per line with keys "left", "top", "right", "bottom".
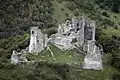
{"left": 37, "top": 40, "right": 39, "bottom": 43}
{"left": 77, "top": 23, "right": 79, "bottom": 27}
{"left": 32, "top": 31, "right": 34, "bottom": 34}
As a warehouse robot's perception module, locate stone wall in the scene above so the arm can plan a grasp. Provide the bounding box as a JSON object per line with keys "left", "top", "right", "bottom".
{"left": 29, "top": 27, "right": 48, "bottom": 53}
{"left": 50, "top": 16, "right": 102, "bottom": 70}
{"left": 83, "top": 42, "right": 103, "bottom": 70}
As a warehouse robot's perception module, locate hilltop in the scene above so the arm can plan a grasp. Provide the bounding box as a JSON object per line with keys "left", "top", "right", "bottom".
{"left": 0, "top": 0, "right": 120, "bottom": 80}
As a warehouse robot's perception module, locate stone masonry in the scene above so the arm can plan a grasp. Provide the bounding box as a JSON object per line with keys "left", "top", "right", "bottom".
{"left": 29, "top": 27, "right": 48, "bottom": 53}
{"left": 11, "top": 16, "right": 103, "bottom": 70}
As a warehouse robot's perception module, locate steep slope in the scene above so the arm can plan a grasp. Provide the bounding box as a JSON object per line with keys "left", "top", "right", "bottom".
{"left": 0, "top": 0, "right": 120, "bottom": 80}
{"left": 0, "top": 0, "right": 54, "bottom": 39}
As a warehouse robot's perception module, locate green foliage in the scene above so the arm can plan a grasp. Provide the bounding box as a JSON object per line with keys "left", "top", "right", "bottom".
{"left": 0, "top": 0, "right": 120, "bottom": 80}
{"left": 96, "top": 28, "right": 120, "bottom": 69}
{"left": 0, "top": 0, "right": 54, "bottom": 39}
{"left": 112, "top": 72, "right": 120, "bottom": 80}
{"left": 66, "top": 2, "right": 76, "bottom": 11}
{"left": 102, "top": 11, "right": 109, "bottom": 17}
{"left": 0, "top": 34, "right": 29, "bottom": 63}
{"left": 43, "top": 28, "right": 57, "bottom": 37}
{"left": 95, "top": 0, "right": 120, "bottom": 13}
{"left": 112, "top": 51, "right": 120, "bottom": 68}
{"left": 74, "top": 10, "right": 79, "bottom": 16}
{"left": 0, "top": 61, "right": 118, "bottom": 80}
{"left": 27, "top": 43, "right": 84, "bottom": 65}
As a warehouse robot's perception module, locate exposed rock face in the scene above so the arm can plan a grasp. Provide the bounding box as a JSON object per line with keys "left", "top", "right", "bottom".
{"left": 29, "top": 27, "right": 48, "bottom": 53}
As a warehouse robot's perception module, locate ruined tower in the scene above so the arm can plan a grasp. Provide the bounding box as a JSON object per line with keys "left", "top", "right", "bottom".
{"left": 84, "top": 20, "right": 95, "bottom": 41}
{"left": 83, "top": 20, "right": 102, "bottom": 70}
{"left": 29, "top": 27, "right": 48, "bottom": 53}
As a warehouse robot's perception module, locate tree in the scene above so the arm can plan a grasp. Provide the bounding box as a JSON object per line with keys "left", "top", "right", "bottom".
{"left": 102, "top": 11, "right": 109, "bottom": 17}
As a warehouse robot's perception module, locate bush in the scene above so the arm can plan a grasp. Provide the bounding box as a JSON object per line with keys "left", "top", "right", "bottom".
{"left": 112, "top": 51, "right": 120, "bottom": 68}
{"left": 4, "top": 63, "right": 15, "bottom": 69}
{"left": 43, "top": 28, "right": 57, "bottom": 37}
{"left": 112, "top": 72, "right": 120, "bottom": 80}
{"left": 103, "top": 18, "right": 114, "bottom": 26}
{"left": 56, "top": 0, "right": 62, "bottom": 3}
{"left": 66, "top": 2, "right": 76, "bottom": 11}
{"left": 102, "top": 11, "right": 109, "bottom": 17}
{"left": 74, "top": 10, "right": 79, "bottom": 16}
{"left": 103, "top": 53, "right": 113, "bottom": 66}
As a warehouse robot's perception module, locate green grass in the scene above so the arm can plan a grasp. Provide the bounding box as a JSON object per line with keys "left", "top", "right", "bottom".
{"left": 102, "top": 28, "right": 120, "bottom": 37}
{"left": 0, "top": 61, "right": 118, "bottom": 80}
{"left": 79, "top": 67, "right": 118, "bottom": 80}
{"left": 109, "top": 12, "right": 120, "bottom": 27}
{"left": 27, "top": 43, "right": 84, "bottom": 65}
{"left": 25, "top": 44, "right": 119, "bottom": 79}
{"left": 52, "top": 0, "right": 74, "bottom": 25}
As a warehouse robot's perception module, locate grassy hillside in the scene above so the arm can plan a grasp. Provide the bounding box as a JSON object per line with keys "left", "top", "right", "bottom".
{"left": 52, "top": 0, "right": 74, "bottom": 24}
{"left": 0, "top": 61, "right": 118, "bottom": 80}
{"left": 0, "top": 0, "right": 120, "bottom": 80}
{"left": 27, "top": 43, "right": 84, "bottom": 65}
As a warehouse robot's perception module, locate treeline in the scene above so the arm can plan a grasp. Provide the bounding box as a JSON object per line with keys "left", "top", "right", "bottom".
{"left": 0, "top": 0, "right": 54, "bottom": 39}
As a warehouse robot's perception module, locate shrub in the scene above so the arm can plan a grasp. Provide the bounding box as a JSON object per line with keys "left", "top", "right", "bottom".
{"left": 103, "top": 18, "right": 114, "bottom": 26}
{"left": 102, "top": 11, "right": 109, "bottom": 17}
{"left": 57, "top": 0, "right": 62, "bottom": 3}
{"left": 112, "top": 72, "right": 120, "bottom": 80}
{"left": 66, "top": 2, "right": 76, "bottom": 11}
{"left": 43, "top": 28, "right": 57, "bottom": 37}
{"left": 74, "top": 10, "right": 79, "bottom": 16}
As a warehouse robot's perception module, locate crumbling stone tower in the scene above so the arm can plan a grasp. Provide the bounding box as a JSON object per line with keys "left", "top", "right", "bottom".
{"left": 84, "top": 20, "right": 95, "bottom": 41}
{"left": 71, "top": 17, "right": 85, "bottom": 45}
{"left": 29, "top": 27, "right": 48, "bottom": 53}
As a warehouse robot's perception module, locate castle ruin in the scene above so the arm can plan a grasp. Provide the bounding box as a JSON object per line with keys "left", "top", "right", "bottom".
{"left": 11, "top": 16, "right": 103, "bottom": 70}
{"left": 49, "top": 16, "right": 102, "bottom": 70}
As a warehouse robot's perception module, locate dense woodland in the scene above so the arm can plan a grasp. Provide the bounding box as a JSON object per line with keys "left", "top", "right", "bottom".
{"left": 0, "top": 0, "right": 120, "bottom": 80}
{"left": 0, "top": 0, "right": 54, "bottom": 39}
